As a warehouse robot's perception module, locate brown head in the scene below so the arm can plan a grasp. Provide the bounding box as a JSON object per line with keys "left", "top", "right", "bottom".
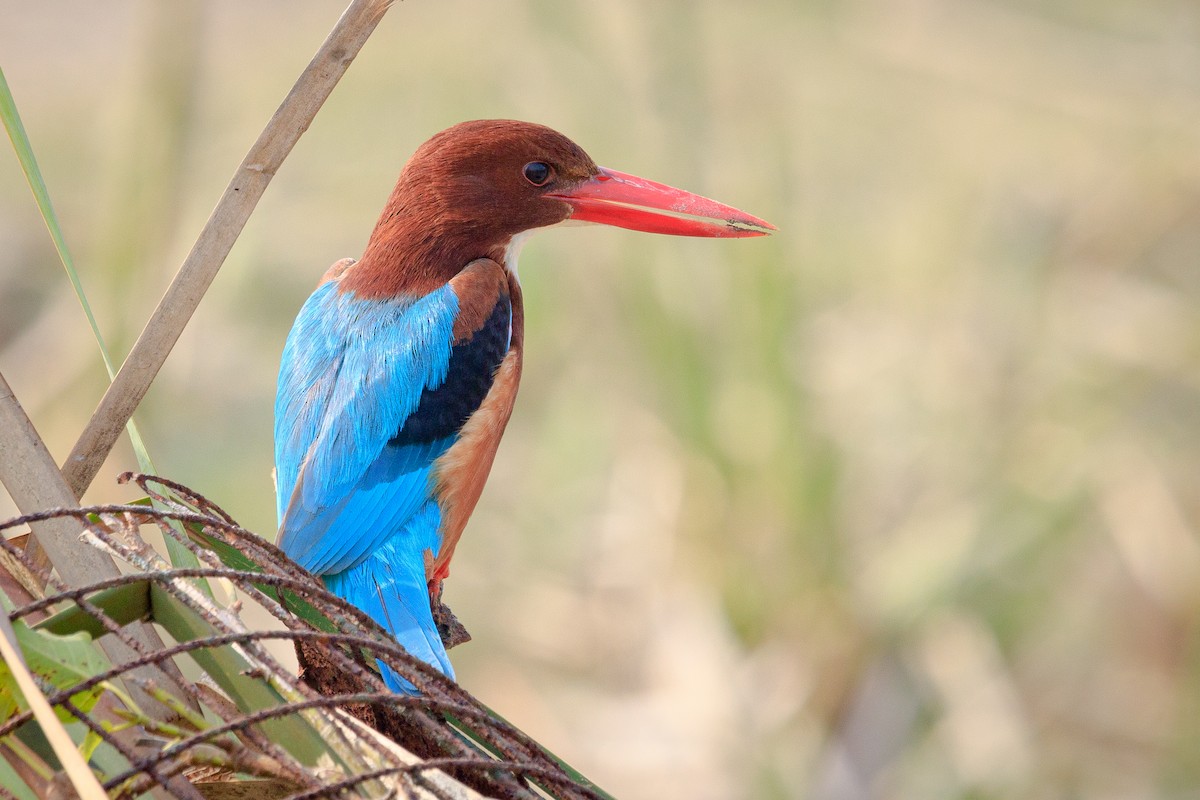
{"left": 339, "top": 119, "right": 775, "bottom": 298}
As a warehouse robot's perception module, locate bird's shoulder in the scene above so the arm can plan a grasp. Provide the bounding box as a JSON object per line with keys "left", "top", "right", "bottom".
{"left": 389, "top": 259, "right": 513, "bottom": 448}
{"left": 319, "top": 257, "right": 358, "bottom": 285}
{"left": 447, "top": 258, "right": 511, "bottom": 342}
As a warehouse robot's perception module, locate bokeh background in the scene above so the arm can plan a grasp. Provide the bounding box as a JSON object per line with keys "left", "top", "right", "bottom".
{"left": 3, "top": 1, "right": 1200, "bottom": 797}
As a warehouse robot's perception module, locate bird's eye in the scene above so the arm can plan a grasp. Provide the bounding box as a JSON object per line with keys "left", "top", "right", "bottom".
{"left": 523, "top": 161, "right": 552, "bottom": 187}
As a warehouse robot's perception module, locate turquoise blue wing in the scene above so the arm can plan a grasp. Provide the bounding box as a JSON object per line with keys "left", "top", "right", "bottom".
{"left": 273, "top": 273, "right": 513, "bottom": 578}
{"left": 273, "top": 280, "right": 459, "bottom": 575}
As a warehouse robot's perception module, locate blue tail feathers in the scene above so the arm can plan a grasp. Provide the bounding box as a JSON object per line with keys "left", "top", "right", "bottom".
{"left": 321, "top": 500, "right": 452, "bottom": 694}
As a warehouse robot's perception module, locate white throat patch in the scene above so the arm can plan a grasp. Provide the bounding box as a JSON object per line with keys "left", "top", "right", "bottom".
{"left": 503, "top": 230, "right": 535, "bottom": 279}
{"left": 503, "top": 219, "right": 573, "bottom": 278}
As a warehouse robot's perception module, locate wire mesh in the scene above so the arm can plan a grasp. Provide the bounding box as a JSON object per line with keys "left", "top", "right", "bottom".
{"left": 0, "top": 473, "right": 611, "bottom": 800}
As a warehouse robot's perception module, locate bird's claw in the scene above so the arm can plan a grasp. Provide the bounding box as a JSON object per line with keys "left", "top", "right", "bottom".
{"left": 429, "top": 580, "right": 472, "bottom": 649}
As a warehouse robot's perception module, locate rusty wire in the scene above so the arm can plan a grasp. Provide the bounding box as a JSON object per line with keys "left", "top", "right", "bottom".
{"left": 0, "top": 474, "right": 611, "bottom": 800}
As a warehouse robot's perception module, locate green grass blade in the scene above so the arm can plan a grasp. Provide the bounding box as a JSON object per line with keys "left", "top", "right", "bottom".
{"left": 0, "top": 66, "right": 201, "bottom": 574}
{"left": 0, "top": 67, "right": 117, "bottom": 381}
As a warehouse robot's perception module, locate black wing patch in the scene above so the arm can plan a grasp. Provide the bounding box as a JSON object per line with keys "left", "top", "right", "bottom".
{"left": 389, "top": 294, "right": 511, "bottom": 447}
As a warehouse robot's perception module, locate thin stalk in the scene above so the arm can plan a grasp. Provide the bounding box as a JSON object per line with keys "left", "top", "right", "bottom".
{"left": 0, "top": 613, "right": 107, "bottom": 800}
{"left": 0, "top": 65, "right": 197, "bottom": 572}
{"left": 64, "top": 0, "right": 395, "bottom": 499}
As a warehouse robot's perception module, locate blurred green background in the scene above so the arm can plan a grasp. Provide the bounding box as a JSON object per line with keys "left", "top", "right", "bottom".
{"left": 3, "top": 1, "right": 1200, "bottom": 797}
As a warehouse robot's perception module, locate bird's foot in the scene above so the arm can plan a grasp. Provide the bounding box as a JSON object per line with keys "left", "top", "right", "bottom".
{"left": 429, "top": 579, "right": 472, "bottom": 649}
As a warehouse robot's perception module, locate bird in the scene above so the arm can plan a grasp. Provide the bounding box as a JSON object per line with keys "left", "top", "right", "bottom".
{"left": 274, "top": 119, "right": 773, "bottom": 692}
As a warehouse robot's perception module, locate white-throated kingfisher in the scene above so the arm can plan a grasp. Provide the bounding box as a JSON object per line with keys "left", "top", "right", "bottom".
{"left": 274, "top": 120, "right": 773, "bottom": 692}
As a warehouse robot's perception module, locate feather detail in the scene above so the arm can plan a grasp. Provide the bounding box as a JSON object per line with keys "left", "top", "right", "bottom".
{"left": 429, "top": 272, "right": 525, "bottom": 582}
{"left": 429, "top": 344, "right": 522, "bottom": 583}
{"left": 274, "top": 280, "right": 458, "bottom": 545}
{"left": 274, "top": 257, "right": 519, "bottom": 681}
{"left": 322, "top": 500, "right": 452, "bottom": 694}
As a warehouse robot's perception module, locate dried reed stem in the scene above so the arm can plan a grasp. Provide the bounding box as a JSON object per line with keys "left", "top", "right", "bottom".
{"left": 0, "top": 371, "right": 196, "bottom": 715}
{"left": 63, "top": 0, "right": 396, "bottom": 498}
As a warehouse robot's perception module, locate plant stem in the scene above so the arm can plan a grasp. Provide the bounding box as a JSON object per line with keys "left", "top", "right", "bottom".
{"left": 63, "top": 0, "right": 396, "bottom": 499}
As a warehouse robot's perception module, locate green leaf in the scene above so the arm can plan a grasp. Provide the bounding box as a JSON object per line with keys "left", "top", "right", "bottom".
{"left": 78, "top": 728, "right": 104, "bottom": 763}
{"left": 35, "top": 581, "right": 152, "bottom": 639}
{"left": 0, "top": 623, "right": 111, "bottom": 725}
{"left": 146, "top": 583, "right": 332, "bottom": 767}
{"left": 188, "top": 526, "right": 338, "bottom": 634}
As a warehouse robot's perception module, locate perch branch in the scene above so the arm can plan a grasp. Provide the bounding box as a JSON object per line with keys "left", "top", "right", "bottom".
{"left": 0, "top": 371, "right": 196, "bottom": 716}
{"left": 0, "top": 371, "right": 93, "bottom": 580}
{"left": 62, "top": 0, "right": 396, "bottom": 498}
